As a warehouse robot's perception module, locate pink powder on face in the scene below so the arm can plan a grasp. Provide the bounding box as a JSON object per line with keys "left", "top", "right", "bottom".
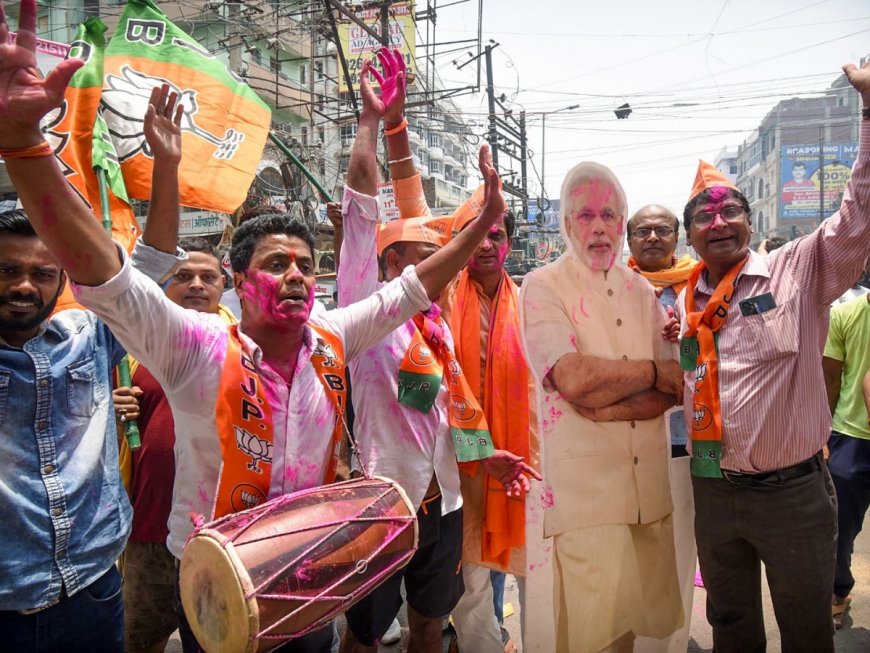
{"left": 240, "top": 269, "right": 313, "bottom": 329}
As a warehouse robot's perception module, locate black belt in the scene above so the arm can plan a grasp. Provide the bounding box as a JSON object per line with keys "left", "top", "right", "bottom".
{"left": 721, "top": 452, "right": 822, "bottom": 487}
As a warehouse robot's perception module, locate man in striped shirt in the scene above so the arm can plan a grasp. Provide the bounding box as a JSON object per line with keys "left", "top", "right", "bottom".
{"left": 674, "top": 59, "right": 870, "bottom": 653}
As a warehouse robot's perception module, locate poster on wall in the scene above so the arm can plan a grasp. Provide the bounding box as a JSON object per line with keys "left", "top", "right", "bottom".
{"left": 780, "top": 143, "right": 858, "bottom": 219}
{"left": 336, "top": 1, "right": 416, "bottom": 92}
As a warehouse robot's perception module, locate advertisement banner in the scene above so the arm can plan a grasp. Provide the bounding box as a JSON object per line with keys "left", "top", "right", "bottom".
{"left": 780, "top": 143, "right": 858, "bottom": 219}
{"left": 337, "top": 1, "right": 416, "bottom": 92}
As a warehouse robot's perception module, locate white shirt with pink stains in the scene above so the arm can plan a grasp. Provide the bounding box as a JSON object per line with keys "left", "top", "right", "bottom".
{"left": 338, "top": 186, "right": 462, "bottom": 516}
{"left": 73, "top": 241, "right": 431, "bottom": 559}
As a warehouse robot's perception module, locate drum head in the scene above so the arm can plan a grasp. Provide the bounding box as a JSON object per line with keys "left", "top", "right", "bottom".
{"left": 180, "top": 532, "right": 260, "bottom": 653}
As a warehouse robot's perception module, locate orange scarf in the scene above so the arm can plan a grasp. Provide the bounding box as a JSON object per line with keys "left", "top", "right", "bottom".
{"left": 213, "top": 324, "right": 347, "bottom": 519}
{"left": 681, "top": 258, "right": 747, "bottom": 478}
{"left": 450, "top": 270, "right": 530, "bottom": 568}
{"left": 397, "top": 309, "right": 494, "bottom": 463}
{"left": 628, "top": 254, "right": 697, "bottom": 297}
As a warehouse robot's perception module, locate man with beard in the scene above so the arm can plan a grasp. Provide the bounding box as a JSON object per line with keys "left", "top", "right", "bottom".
{"left": 519, "top": 162, "right": 684, "bottom": 653}
{"left": 0, "top": 90, "right": 186, "bottom": 653}
{"left": 0, "top": 8, "right": 526, "bottom": 651}
{"left": 672, "top": 57, "right": 869, "bottom": 652}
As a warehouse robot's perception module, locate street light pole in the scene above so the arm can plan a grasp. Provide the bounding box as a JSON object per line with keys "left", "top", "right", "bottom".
{"left": 541, "top": 104, "right": 578, "bottom": 202}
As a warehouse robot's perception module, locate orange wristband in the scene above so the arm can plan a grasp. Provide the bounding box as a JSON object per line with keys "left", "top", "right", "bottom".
{"left": 384, "top": 118, "right": 408, "bottom": 137}
{"left": 0, "top": 141, "right": 54, "bottom": 160}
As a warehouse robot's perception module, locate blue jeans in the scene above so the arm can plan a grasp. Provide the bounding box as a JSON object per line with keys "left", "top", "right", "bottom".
{"left": 828, "top": 431, "right": 870, "bottom": 598}
{"left": 490, "top": 570, "right": 506, "bottom": 625}
{"left": 0, "top": 566, "right": 124, "bottom": 653}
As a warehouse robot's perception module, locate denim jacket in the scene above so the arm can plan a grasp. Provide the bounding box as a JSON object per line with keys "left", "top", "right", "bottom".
{"left": 0, "top": 241, "right": 183, "bottom": 610}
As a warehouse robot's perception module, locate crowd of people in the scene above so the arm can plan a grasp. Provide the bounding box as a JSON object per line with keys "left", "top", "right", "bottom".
{"left": 1, "top": 1, "right": 870, "bottom": 652}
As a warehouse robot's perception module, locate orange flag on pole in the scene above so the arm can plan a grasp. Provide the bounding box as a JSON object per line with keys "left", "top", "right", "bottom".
{"left": 102, "top": 0, "right": 271, "bottom": 214}
{"left": 41, "top": 18, "right": 141, "bottom": 312}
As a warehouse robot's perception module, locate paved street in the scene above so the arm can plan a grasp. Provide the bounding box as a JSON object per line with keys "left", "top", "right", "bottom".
{"left": 167, "top": 525, "right": 870, "bottom": 652}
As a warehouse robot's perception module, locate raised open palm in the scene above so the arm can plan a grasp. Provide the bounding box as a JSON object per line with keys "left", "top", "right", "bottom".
{"left": 0, "top": 0, "right": 83, "bottom": 146}
{"left": 144, "top": 84, "right": 183, "bottom": 164}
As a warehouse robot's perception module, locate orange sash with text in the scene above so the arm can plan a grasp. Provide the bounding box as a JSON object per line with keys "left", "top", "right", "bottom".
{"left": 213, "top": 324, "right": 347, "bottom": 519}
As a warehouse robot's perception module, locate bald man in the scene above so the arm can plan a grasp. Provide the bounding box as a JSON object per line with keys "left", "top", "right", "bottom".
{"left": 627, "top": 205, "right": 698, "bottom": 311}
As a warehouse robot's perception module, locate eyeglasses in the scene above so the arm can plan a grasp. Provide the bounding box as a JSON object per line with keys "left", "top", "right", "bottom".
{"left": 574, "top": 209, "right": 621, "bottom": 224}
{"left": 632, "top": 227, "right": 674, "bottom": 239}
{"left": 691, "top": 205, "right": 746, "bottom": 227}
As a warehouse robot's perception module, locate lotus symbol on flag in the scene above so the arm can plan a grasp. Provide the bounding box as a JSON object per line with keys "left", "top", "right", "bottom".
{"left": 102, "top": 65, "right": 245, "bottom": 161}
{"left": 234, "top": 426, "right": 272, "bottom": 474}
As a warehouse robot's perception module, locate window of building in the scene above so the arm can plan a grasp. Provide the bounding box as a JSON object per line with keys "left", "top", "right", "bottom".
{"left": 315, "top": 61, "right": 324, "bottom": 81}
{"left": 339, "top": 155, "right": 349, "bottom": 174}
{"left": 270, "top": 56, "right": 281, "bottom": 74}
{"left": 428, "top": 132, "right": 442, "bottom": 149}
{"left": 340, "top": 123, "right": 357, "bottom": 145}
{"left": 317, "top": 127, "right": 325, "bottom": 144}
{"left": 430, "top": 160, "right": 442, "bottom": 175}
{"left": 300, "top": 65, "right": 307, "bottom": 85}
{"left": 758, "top": 179, "right": 764, "bottom": 199}
{"left": 301, "top": 126, "right": 308, "bottom": 145}
{"left": 729, "top": 163, "right": 737, "bottom": 175}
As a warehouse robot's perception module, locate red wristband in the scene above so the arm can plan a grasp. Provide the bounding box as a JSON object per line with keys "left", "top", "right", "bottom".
{"left": 0, "top": 141, "right": 54, "bottom": 160}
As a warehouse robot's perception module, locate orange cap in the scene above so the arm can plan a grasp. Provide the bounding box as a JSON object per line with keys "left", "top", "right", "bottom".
{"left": 377, "top": 215, "right": 455, "bottom": 256}
{"left": 689, "top": 160, "right": 738, "bottom": 202}
{"left": 451, "top": 183, "right": 487, "bottom": 234}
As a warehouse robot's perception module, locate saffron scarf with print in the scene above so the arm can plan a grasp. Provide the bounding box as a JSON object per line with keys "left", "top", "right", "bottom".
{"left": 681, "top": 257, "right": 747, "bottom": 478}
{"left": 398, "top": 309, "right": 494, "bottom": 462}
{"left": 450, "top": 269, "right": 529, "bottom": 568}
{"left": 213, "top": 324, "right": 347, "bottom": 519}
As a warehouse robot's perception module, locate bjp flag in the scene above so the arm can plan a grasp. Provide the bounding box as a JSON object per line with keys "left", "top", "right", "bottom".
{"left": 102, "top": 0, "right": 271, "bottom": 213}
{"left": 43, "top": 18, "right": 141, "bottom": 313}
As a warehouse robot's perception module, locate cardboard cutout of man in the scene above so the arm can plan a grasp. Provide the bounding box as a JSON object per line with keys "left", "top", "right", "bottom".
{"left": 520, "top": 162, "right": 683, "bottom": 653}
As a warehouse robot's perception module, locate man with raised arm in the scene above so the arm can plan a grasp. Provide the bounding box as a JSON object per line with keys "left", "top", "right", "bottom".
{"left": 520, "top": 162, "right": 684, "bottom": 653}
{"left": 336, "top": 50, "right": 538, "bottom": 653}
{"left": 673, "top": 59, "right": 870, "bottom": 652}
{"left": 0, "top": 22, "right": 186, "bottom": 653}
{"left": 0, "top": 5, "right": 526, "bottom": 651}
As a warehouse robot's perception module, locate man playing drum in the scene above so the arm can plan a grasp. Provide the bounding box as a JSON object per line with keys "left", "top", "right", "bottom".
{"left": 0, "top": 5, "right": 530, "bottom": 651}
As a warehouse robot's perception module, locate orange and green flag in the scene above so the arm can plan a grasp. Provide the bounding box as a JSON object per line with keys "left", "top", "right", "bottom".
{"left": 102, "top": 0, "right": 272, "bottom": 214}
{"left": 43, "top": 18, "right": 141, "bottom": 312}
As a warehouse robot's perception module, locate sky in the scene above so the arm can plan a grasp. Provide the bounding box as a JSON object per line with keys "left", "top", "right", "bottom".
{"left": 421, "top": 0, "right": 870, "bottom": 219}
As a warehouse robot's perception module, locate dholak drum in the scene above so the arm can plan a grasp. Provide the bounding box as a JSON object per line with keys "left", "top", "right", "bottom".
{"left": 179, "top": 476, "right": 418, "bottom": 653}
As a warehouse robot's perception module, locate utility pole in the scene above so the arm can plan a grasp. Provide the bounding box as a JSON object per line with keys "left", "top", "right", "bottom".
{"left": 818, "top": 124, "right": 825, "bottom": 225}
{"left": 519, "top": 110, "right": 528, "bottom": 222}
{"left": 380, "top": 2, "right": 391, "bottom": 46}
{"left": 484, "top": 44, "right": 499, "bottom": 170}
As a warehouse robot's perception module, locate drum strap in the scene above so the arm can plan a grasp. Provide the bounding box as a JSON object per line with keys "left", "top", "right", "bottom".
{"left": 212, "top": 324, "right": 350, "bottom": 520}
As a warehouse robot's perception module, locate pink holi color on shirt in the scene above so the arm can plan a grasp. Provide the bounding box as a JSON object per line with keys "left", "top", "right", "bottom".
{"left": 541, "top": 485, "right": 555, "bottom": 508}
